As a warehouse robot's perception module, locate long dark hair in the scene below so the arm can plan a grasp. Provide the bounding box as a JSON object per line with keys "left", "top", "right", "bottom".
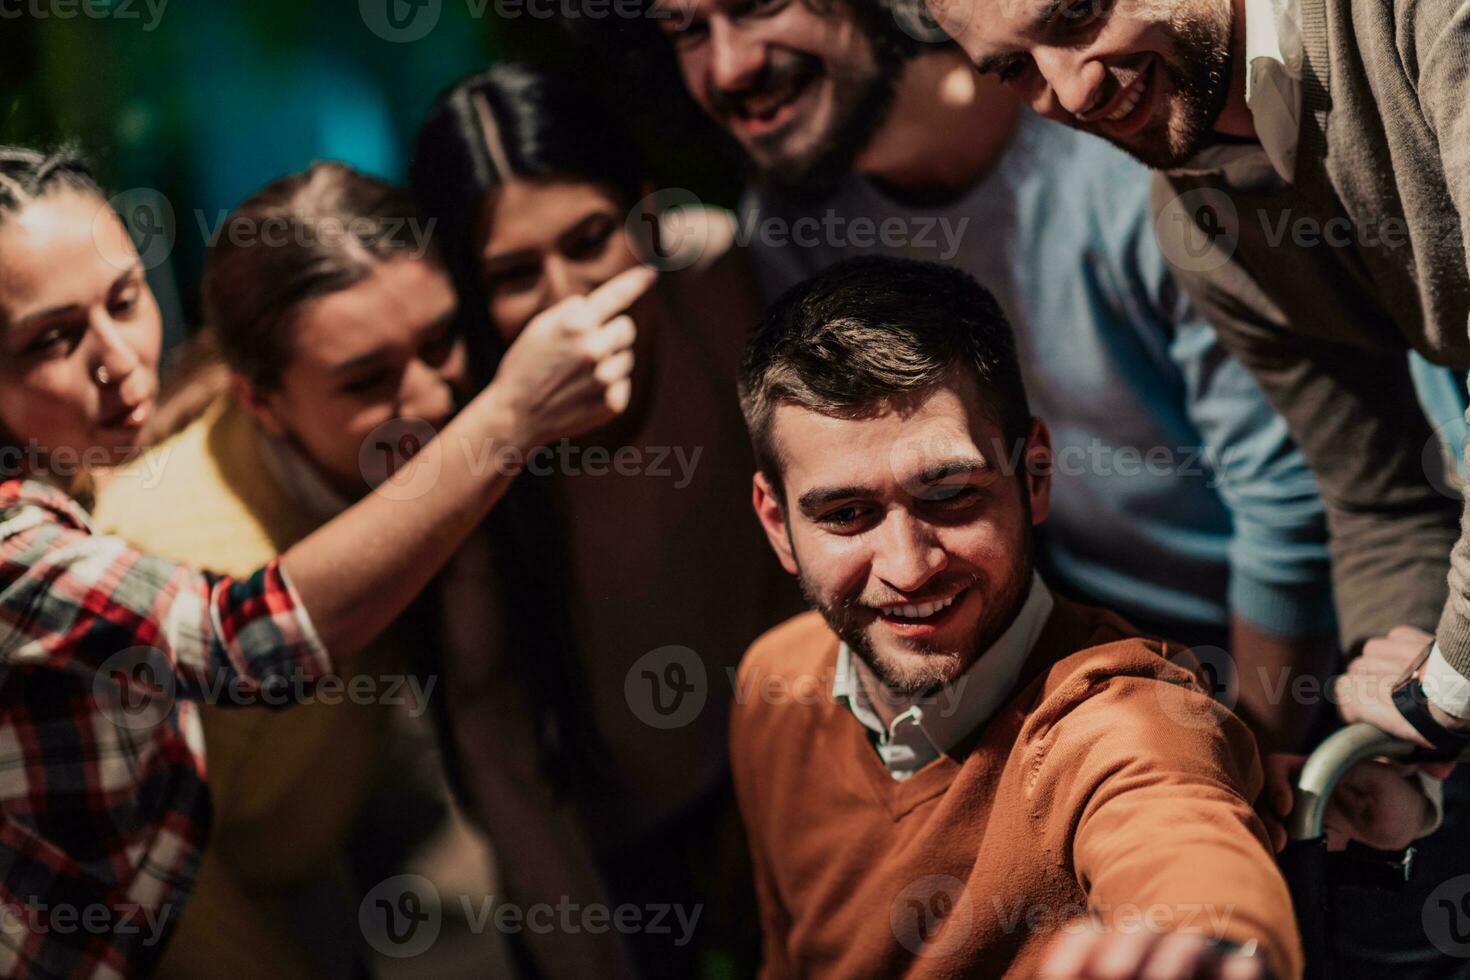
{"left": 410, "top": 65, "right": 650, "bottom": 797}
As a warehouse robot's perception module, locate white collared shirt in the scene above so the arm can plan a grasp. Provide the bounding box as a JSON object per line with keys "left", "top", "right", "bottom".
{"left": 834, "top": 574, "right": 1055, "bottom": 781}
{"left": 1169, "top": 0, "right": 1303, "bottom": 189}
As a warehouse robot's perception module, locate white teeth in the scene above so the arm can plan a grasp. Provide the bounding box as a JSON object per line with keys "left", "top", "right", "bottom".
{"left": 882, "top": 592, "right": 960, "bottom": 620}
{"left": 1104, "top": 75, "right": 1145, "bottom": 122}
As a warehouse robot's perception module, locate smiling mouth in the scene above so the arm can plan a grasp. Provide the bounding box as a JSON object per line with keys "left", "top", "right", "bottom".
{"left": 730, "top": 65, "right": 820, "bottom": 130}
{"left": 872, "top": 586, "right": 969, "bottom": 624}
{"left": 1085, "top": 58, "right": 1154, "bottom": 128}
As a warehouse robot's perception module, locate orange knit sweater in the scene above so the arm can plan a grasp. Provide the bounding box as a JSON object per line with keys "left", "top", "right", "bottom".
{"left": 730, "top": 597, "right": 1303, "bottom": 979}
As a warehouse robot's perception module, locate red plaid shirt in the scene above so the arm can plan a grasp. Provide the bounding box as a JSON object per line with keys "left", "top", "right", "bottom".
{"left": 0, "top": 479, "right": 330, "bottom": 978}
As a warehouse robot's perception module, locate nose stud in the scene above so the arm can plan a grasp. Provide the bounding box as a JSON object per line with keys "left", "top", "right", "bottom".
{"left": 94, "top": 366, "right": 112, "bottom": 386}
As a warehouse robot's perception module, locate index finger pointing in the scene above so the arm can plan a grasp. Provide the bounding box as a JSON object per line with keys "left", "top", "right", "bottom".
{"left": 585, "top": 265, "right": 658, "bottom": 322}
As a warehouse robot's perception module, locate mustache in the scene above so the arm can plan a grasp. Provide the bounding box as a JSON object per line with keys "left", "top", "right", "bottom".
{"left": 708, "top": 50, "right": 820, "bottom": 117}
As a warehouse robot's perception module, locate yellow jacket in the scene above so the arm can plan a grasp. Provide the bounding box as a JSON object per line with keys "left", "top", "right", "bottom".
{"left": 94, "top": 396, "right": 395, "bottom": 980}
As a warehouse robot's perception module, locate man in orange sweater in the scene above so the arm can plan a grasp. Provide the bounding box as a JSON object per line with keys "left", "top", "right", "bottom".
{"left": 731, "top": 254, "right": 1304, "bottom": 979}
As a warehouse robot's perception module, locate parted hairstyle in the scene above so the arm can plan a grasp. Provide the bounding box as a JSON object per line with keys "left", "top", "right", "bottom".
{"left": 739, "top": 255, "right": 1032, "bottom": 495}
{"left": 202, "top": 161, "right": 439, "bottom": 392}
{"left": 0, "top": 146, "right": 106, "bottom": 471}
{"left": 0, "top": 145, "right": 100, "bottom": 226}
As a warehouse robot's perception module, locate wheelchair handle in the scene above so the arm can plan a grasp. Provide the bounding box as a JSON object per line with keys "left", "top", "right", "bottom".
{"left": 1288, "top": 722, "right": 1422, "bottom": 842}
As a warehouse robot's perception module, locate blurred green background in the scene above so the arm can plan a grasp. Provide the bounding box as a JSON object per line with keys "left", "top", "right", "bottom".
{"left": 3, "top": 0, "right": 739, "bottom": 348}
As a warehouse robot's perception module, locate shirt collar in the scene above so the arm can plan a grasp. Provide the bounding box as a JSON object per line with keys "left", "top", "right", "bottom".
{"left": 833, "top": 573, "right": 1055, "bottom": 763}
{"left": 1170, "top": 0, "right": 1303, "bottom": 185}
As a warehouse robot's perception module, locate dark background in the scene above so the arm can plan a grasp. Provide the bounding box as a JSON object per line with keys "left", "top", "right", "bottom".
{"left": 2, "top": 0, "right": 741, "bottom": 349}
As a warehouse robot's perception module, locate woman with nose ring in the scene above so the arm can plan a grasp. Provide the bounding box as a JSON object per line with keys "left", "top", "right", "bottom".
{"left": 0, "top": 146, "right": 650, "bottom": 978}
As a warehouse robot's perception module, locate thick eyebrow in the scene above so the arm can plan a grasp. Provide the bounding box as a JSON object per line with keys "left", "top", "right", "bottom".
{"left": 974, "top": 0, "right": 1067, "bottom": 73}
{"left": 10, "top": 265, "right": 141, "bottom": 333}
{"left": 480, "top": 247, "right": 537, "bottom": 274}
{"left": 797, "top": 484, "right": 875, "bottom": 514}
{"left": 916, "top": 458, "right": 992, "bottom": 483}
{"left": 974, "top": 49, "right": 1026, "bottom": 76}
{"left": 556, "top": 211, "right": 616, "bottom": 251}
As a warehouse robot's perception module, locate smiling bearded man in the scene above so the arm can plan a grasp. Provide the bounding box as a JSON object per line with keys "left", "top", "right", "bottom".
{"left": 729, "top": 255, "right": 1302, "bottom": 980}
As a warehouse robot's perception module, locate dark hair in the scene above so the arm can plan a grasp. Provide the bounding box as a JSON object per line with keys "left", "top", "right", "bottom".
{"left": 410, "top": 65, "right": 641, "bottom": 798}
{"left": 740, "top": 255, "right": 1032, "bottom": 492}
{"left": 0, "top": 145, "right": 101, "bottom": 228}
{"left": 0, "top": 145, "right": 105, "bottom": 474}
{"left": 202, "top": 161, "right": 439, "bottom": 391}
{"left": 411, "top": 63, "right": 646, "bottom": 353}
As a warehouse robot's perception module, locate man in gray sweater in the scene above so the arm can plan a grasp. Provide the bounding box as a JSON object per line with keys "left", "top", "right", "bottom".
{"left": 920, "top": 0, "right": 1470, "bottom": 756}
{"left": 916, "top": 0, "right": 1470, "bottom": 973}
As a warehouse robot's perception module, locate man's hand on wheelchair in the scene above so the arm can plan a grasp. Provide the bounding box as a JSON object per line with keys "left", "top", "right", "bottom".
{"left": 1258, "top": 753, "right": 1445, "bottom": 852}
{"left": 1038, "top": 924, "right": 1268, "bottom": 979}
{"left": 1334, "top": 625, "right": 1470, "bottom": 744}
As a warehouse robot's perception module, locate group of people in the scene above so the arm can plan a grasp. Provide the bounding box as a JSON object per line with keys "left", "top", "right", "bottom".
{"left": 2, "top": 0, "right": 1469, "bottom": 976}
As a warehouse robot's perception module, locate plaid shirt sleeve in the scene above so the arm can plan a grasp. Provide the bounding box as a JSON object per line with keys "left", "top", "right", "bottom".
{"left": 0, "top": 480, "right": 330, "bottom": 693}
{"left": 0, "top": 480, "right": 331, "bottom": 978}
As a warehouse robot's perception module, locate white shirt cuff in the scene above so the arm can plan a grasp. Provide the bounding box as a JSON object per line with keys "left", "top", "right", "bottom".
{"left": 1415, "top": 771, "right": 1446, "bottom": 839}
{"left": 1420, "top": 643, "right": 1470, "bottom": 720}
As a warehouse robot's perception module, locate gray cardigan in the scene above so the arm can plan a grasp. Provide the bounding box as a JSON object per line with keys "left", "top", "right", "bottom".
{"left": 1152, "top": 0, "right": 1470, "bottom": 673}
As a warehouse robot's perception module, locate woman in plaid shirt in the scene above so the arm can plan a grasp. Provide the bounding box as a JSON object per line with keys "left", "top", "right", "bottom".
{"left": 0, "top": 145, "right": 653, "bottom": 978}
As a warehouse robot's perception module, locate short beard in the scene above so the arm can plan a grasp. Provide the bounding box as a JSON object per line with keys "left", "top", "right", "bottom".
{"left": 746, "top": 0, "right": 916, "bottom": 202}
{"left": 1122, "top": 0, "right": 1234, "bottom": 169}
{"left": 750, "top": 63, "right": 900, "bottom": 204}
{"left": 801, "top": 484, "right": 1035, "bottom": 697}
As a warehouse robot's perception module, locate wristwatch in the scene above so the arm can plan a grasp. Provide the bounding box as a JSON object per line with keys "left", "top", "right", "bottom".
{"left": 1391, "top": 641, "right": 1470, "bottom": 760}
